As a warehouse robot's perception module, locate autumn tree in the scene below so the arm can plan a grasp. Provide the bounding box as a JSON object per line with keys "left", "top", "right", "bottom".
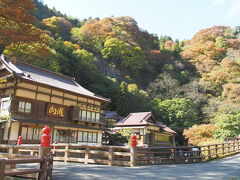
{"left": 181, "top": 26, "right": 238, "bottom": 74}
{"left": 0, "top": 0, "right": 43, "bottom": 52}
{"left": 71, "top": 16, "right": 158, "bottom": 53}
{"left": 183, "top": 124, "right": 217, "bottom": 145}
{"left": 41, "top": 16, "right": 73, "bottom": 40}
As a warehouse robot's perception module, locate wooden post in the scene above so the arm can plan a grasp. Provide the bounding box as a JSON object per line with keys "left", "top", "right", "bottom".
{"left": 39, "top": 147, "right": 51, "bottom": 158}
{"left": 47, "top": 156, "right": 53, "bottom": 179}
{"left": 215, "top": 145, "right": 218, "bottom": 158}
{"left": 64, "top": 145, "right": 69, "bottom": 163}
{"left": 222, "top": 143, "right": 225, "bottom": 156}
{"left": 173, "top": 147, "right": 177, "bottom": 163}
{"left": 238, "top": 141, "right": 240, "bottom": 152}
{"left": 9, "top": 146, "right": 18, "bottom": 169}
{"left": 0, "top": 159, "right": 6, "bottom": 180}
{"left": 228, "top": 143, "right": 230, "bottom": 154}
{"left": 38, "top": 157, "right": 48, "bottom": 180}
{"left": 84, "top": 147, "right": 89, "bottom": 165}
{"left": 208, "top": 145, "right": 211, "bottom": 159}
{"left": 108, "top": 147, "right": 113, "bottom": 166}
{"left": 130, "top": 146, "right": 137, "bottom": 167}
{"left": 147, "top": 148, "right": 150, "bottom": 165}
{"left": 199, "top": 147, "right": 202, "bottom": 162}
{"left": 38, "top": 126, "right": 52, "bottom": 180}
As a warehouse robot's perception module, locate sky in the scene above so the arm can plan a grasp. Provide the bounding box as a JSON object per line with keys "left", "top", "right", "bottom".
{"left": 43, "top": 0, "right": 240, "bottom": 40}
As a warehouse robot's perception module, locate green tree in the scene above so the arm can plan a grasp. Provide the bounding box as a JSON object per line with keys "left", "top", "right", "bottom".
{"left": 116, "top": 81, "right": 129, "bottom": 116}
{"left": 154, "top": 98, "right": 198, "bottom": 127}
{"left": 212, "top": 111, "right": 240, "bottom": 140}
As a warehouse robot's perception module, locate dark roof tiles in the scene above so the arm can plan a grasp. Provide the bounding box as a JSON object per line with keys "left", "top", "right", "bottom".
{"left": 0, "top": 55, "right": 110, "bottom": 102}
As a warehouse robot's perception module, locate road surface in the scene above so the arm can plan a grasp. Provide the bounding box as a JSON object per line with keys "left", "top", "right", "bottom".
{"left": 52, "top": 154, "right": 240, "bottom": 180}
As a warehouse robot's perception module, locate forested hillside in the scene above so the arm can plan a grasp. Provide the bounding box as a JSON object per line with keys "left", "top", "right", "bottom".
{"left": 1, "top": 0, "right": 239, "bottom": 145}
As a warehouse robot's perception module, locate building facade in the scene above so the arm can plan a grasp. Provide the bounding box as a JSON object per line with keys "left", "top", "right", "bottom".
{"left": 0, "top": 55, "right": 110, "bottom": 145}
{"left": 114, "top": 112, "right": 176, "bottom": 146}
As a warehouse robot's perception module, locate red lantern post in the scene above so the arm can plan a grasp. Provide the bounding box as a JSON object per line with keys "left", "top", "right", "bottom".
{"left": 41, "top": 125, "right": 51, "bottom": 147}
{"left": 17, "top": 136, "right": 22, "bottom": 145}
{"left": 130, "top": 134, "right": 138, "bottom": 166}
{"left": 39, "top": 126, "right": 51, "bottom": 158}
{"left": 131, "top": 134, "right": 137, "bottom": 147}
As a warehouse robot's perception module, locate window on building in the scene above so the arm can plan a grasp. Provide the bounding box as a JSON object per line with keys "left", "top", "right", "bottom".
{"left": 0, "top": 97, "right": 11, "bottom": 115}
{"left": 79, "top": 110, "right": 100, "bottom": 123}
{"left": 18, "top": 101, "right": 31, "bottom": 113}
{"left": 92, "top": 112, "right": 96, "bottom": 122}
{"left": 154, "top": 134, "right": 170, "bottom": 143}
{"left": 21, "top": 127, "right": 28, "bottom": 140}
{"left": 92, "top": 133, "right": 97, "bottom": 142}
{"left": 53, "top": 129, "right": 77, "bottom": 143}
{"left": 33, "top": 128, "right": 40, "bottom": 140}
{"left": 68, "top": 131, "right": 77, "bottom": 143}
{"left": 87, "top": 111, "right": 91, "bottom": 121}
{"left": 88, "top": 132, "right": 93, "bottom": 142}
{"left": 27, "top": 128, "right": 33, "bottom": 140}
{"left": 21, "top": 127, "right": 42, "bottom": 140}
{"left": 82, "top": 110, "right": 87, "bottom": 121}
{"left": 78, "top": 131, "right": 83, "bottom": 142}
{"left": 83, "top": 132, "right": 88, "bottom": 142}
{"left": 77, "top": 131, "right": 97, "bottom": 143}
{"left": 95, "top": 113, "right": 100, "bottom": 122}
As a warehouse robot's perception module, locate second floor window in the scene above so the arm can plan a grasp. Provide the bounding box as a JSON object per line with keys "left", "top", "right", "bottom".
{"left": 18, "top": 101, "right": 32, "bottom": 113}
{"left": 79, "top": 109, "right": 100, "bottom": 123}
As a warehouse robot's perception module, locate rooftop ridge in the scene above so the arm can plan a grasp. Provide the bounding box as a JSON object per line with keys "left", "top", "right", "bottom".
{"left": 16, "top": 60, "right": 76, "bottom": 81}
{"left": 140, "top": 112, "right": 152, "bottom": 122}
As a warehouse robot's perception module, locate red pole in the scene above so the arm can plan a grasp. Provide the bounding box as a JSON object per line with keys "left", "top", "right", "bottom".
{"left": 40, "top": 126, "right": 51, "bottom": 147}
{"left": 131, "top": 134, "right": 137, "bottom": 147}
{"left": 17, "top": 136, "right": 22, "bottom": 145}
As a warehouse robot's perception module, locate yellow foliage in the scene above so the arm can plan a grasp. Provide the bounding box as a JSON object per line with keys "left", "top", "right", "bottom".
{"left": 183, "top": 124, "right": 217, "bottom": 145}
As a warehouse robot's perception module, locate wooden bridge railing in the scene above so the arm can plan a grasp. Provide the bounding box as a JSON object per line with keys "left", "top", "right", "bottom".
{"left": 0, "top": 154, "right": 53, "bottom": 180}
{"left": 51, "top": 144, "right": 132, "bottom": 166}
{"left": 0, "top": 139, "right": 239, "bottom": 168}
{"left": 49, "top": 140, "right": 240, "bottom": 166}
{"left": 137, "top": 140, "right": 240, "bottom": 165}
{"left": 0, "top": 145, "right": 53, "bottom": 179}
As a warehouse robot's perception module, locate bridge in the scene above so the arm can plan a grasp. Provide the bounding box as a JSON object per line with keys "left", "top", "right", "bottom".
{"left": 52, "top": 154, "right": 240, "bottom": 180}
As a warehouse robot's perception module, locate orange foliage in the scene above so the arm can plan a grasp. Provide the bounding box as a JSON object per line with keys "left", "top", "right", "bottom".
{"left": 183, "top": 124, "right": 217, "bottom": 145}
{"left": 181, "top": 26, "right": 233, "bottom": 74}
{"left": 222, "top": 83, "right": 240, "bottom": 103}
{"left": 71, "top": 16, "right": 158, "bottom": 52}
{"left": 0, "top": 0, "right": 42, "bottom": 46}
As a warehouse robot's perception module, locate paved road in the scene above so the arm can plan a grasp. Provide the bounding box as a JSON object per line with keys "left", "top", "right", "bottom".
{"left": 52, "top": 154, "right": 240, "bottom": 180}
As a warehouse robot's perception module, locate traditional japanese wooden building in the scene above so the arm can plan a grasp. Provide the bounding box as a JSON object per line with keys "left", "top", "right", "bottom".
{"left": 114, "top": 112, "right": 176, "bottom": 146}
{"left": 0, "top": 55, "right": 110, "bottom": 145}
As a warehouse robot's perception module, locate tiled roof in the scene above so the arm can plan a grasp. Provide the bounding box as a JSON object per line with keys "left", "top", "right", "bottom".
{"left": 116, "top": 112, "right": 154, "bottom": 126}
{"left": 0, "top": 55, "right": 110, "bottom": 102}
{"left": 103, "top": 111, "right": 123, "bottom": 120}
{"left": 115, "top": 112, "right": 176, "bottom": 134}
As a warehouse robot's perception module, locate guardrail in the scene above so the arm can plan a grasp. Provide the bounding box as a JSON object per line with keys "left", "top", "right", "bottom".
{"left": 52, "top": 144, "right": 132, "bottom": 166}
{"left": 0, "top": 140, "right": 239, "bottom": 168}
{"left": 51, "top": 140, "right": 240, "bottom": 166}
{"left": 0, "top": 145, "right": 53, "bottom": 179}
{"left": 137, "top": 141, "right": 240, "bottom": 165}
{"left": 0, "top": 154, "right": 53, "bottom": 180}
